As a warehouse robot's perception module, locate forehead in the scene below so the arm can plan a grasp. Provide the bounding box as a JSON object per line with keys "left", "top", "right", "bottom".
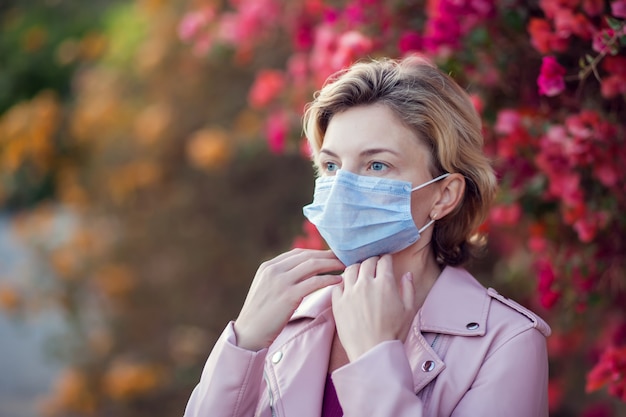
{"left": 320, "top": 104, "right": 431, "bottom": 160}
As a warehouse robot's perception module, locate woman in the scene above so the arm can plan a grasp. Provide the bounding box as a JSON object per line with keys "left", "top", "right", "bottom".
{"left": 184, "top": 56, "right": 551, "bottom": 417}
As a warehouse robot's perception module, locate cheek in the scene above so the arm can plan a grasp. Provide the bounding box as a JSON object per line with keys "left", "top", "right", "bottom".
{"left": 410, "top": 193, "right": 434, "bottom": 227}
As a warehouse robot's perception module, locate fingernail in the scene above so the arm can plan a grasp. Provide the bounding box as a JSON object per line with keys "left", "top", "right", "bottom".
{"left": 404, "top": 272, "right": 413, "bottom": 282}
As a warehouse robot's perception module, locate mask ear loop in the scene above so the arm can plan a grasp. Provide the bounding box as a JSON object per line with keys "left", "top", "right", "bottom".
{"left": 410, "top": 173, "right": 450, "bottom": 192}
{"left": 412, "top": 173, "right": 450, "bottom": 233}
{"left": 418, "top": 218, "right": 435, "bottom": 233}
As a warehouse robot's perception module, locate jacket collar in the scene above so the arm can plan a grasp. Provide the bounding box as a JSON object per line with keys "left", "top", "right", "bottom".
{"left": 291, "top": 266, "right": 489, "bottom": 338}
{"left": 290, "top": 284, "right": 336, "bottom": 320}
{"left": 417, "top": 266, "right": 490, "bottom": 337}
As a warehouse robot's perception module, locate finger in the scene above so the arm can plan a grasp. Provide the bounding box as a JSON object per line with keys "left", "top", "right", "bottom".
{"left": 376, "top": 254, "right": 394, "bottom": 280}
{"left": 273, "top": 249, "right": 341, "bottom": 273}
{"left": 295, "top": 274, "right": 343, "bottom": 299}
{"left": 287, "top": 257, "right": 345, "bottom": 284}
{"left": 358, "top": 256, "right": 379, "bottom": 282}
{"left": 401, "top": 272, "right": 415, "bottom": 310}
{"left": 342, "top": 263, "right": 359, "bottom": 288}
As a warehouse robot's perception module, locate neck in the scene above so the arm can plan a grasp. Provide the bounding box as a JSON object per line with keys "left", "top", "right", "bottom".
{"left": 392, "top": 240, "right": 441, "bottom": 310}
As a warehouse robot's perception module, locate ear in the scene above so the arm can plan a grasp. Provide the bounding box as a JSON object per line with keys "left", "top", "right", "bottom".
{"left": 430, "top": 173, "right": 465, "bottom": 220}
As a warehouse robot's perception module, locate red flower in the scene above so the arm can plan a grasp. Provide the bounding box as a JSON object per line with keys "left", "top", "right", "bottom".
{"left": 586, "top": 345, "right": 626, "bottom": 401}
{"left": 538, "top": 56, "right": 566, "bottom": 96}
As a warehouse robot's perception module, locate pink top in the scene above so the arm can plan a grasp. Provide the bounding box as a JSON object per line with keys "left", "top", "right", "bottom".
{"left": 321, "top": 373, "right": 343, "bottom": 417}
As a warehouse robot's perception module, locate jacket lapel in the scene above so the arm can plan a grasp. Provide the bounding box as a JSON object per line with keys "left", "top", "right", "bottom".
{"left": 407, "top": 266, "right": 491, "bottom": 392}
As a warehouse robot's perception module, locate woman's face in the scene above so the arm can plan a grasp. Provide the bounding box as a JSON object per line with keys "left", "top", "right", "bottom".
{"left": 318, "top": 103, "right": 440, "bottom": 230}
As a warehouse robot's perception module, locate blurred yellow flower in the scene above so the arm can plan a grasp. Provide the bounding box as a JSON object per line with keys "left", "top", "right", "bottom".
{"left": 103, "top": 360, "right": 163, "bottom": 401}
{"left": 186, "top": 128, "right": 232, "bottom": 170}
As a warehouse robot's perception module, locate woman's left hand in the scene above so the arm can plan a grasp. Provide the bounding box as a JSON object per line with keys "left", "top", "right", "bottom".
{"left": 331, "top": 254, "right": 417, "bottom": 362}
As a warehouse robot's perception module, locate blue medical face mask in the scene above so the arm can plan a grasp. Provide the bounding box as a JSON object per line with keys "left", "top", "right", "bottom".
{"left": 303, "top": 169, "right": 450, "bottom": 266}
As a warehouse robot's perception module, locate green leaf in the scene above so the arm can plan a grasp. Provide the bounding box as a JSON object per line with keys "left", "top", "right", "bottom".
{"left": 605, "top": 16, "right": 624, "bottom": 31}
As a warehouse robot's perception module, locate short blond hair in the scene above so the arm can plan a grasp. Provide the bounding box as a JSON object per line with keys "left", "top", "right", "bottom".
{"left": 303, "top": 56, "right": 497, "bottom": 266}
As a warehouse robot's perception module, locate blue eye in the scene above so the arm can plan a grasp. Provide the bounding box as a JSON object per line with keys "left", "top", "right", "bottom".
{"left": 325, "top": 162, "right": 338, "bottom": 172}
{"left": 370, "top": 162, "right": 387, "bottom": 171}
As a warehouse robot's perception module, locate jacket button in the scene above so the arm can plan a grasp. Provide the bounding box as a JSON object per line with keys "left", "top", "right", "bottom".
{"left": 421, "top": 360, "right": 435, "bottom": 372}
{"left": 466, "top": 322, "right": 479, "bottom": 330}
{"left": 271, "top": 351, "right": 283, "bottom": 364}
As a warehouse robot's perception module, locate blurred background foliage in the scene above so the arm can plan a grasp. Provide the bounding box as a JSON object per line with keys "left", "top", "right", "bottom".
{"left": 1, "top": 0, "right": 311, "bottom": 415}
{"left": 0, "top": 0, "right": 625, "bottom": 416}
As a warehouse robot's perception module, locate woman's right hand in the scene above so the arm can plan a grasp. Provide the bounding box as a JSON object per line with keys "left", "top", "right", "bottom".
{"left": 233, "top": 248, "right": 344, "bottom": 351}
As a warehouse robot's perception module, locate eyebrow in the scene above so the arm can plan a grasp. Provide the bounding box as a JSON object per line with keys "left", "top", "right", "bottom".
{"left": 319, "top": 147, "right": 401, "bottom": 158}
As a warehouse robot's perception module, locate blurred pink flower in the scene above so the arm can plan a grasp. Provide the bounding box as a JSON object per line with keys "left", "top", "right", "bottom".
{"left": 398, "top": 31, "right": 422, "bottom": 54}
{"left": 178, "top": 8, "right": 215, "bottom": 42}
{"left": 489, "top": 203, "right": 522, "bottom": 226}
{"left": 494, "top": 109, "right": 522, "bottom": 135}
{"left": 537, "top": 56, "right": 566, "bottom": 96}
{"left": 553, "top": 9, "right": 593, "bottom": 40}
{"left": 265, "top": 110, "right": 289, "bottom": 154}
{"left": 540, "top": 289, "right": 561, "bottom": 309}
{"left": 612, "top": 0, "right": 626, "bottom": 18}
{"left": 331, "top": 30, "right": 373, "bottom": 70}
{"left": 583, "top": 0, "right": 606, "bottom": 17}
{"left": 248, "top": 70, "right": 285, "bottom": 109}
{"left": 592, "top": 27, "right": 623, "bottom": 54}
{"left": 601, "top": 55, "right": 626, "bottom": 98}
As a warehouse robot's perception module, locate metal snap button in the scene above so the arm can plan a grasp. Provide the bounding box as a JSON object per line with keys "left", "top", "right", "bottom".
{"left": 466, "top": 322, "right": 479, "bottom": 330}
{"left": 271, "top": 351, "right": 283, "bottom": 364}
{"left": 421, "top": 360, "right": 435, "bottom": 372}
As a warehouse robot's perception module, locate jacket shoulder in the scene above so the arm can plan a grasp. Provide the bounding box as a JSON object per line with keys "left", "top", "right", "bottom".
{"left": 486, "top": 288, "right": 551, "bottom": 337}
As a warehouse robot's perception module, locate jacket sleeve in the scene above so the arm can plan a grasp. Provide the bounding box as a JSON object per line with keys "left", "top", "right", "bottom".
{"left": 451, "top": 327, "right": 549, "bottom": 417}
{"left": 331, "top": 340, "right": 425, "bottom": 417}
{"left": 183, "top": 321, "right": 268, "bottom": 417}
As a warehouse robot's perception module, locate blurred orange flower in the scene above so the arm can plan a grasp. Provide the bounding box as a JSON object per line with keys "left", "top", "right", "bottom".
{"left": 22, "top": 26, "right": 47, "bottom": 52}
{"left": 103, "top": 360, "right": 163, "bottom": 401}
{"left": 50, "top": 247, "right": 81, "bottom": 280}
{"left": 186, "top": 128, "right": 232, "bottom": 170}
{"left": 39, "top": 368, "right": 96, "bottom": 416}
{"left": 133, "top": 102, "right": 172, "bottom": 145}
{"left": 106, "top": 161, "right": 162, "bottom": 204}
{"left": 0, "top": 90, "right": 59, "bottom": 173}
{"left": 94, "top": 264, "right": 135, "bottom": 298}
{"left": 0, "top": 285, "right": 21, "bottom": 312}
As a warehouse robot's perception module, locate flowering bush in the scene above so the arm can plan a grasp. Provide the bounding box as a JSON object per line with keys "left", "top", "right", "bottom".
{"left": 180, "top": 0, "right": 626, "bottom": 412}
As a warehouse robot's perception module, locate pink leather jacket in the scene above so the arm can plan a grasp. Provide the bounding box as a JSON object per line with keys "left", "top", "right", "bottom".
{"left": 184, "top": 266, "right": 551, "bottom": 416}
